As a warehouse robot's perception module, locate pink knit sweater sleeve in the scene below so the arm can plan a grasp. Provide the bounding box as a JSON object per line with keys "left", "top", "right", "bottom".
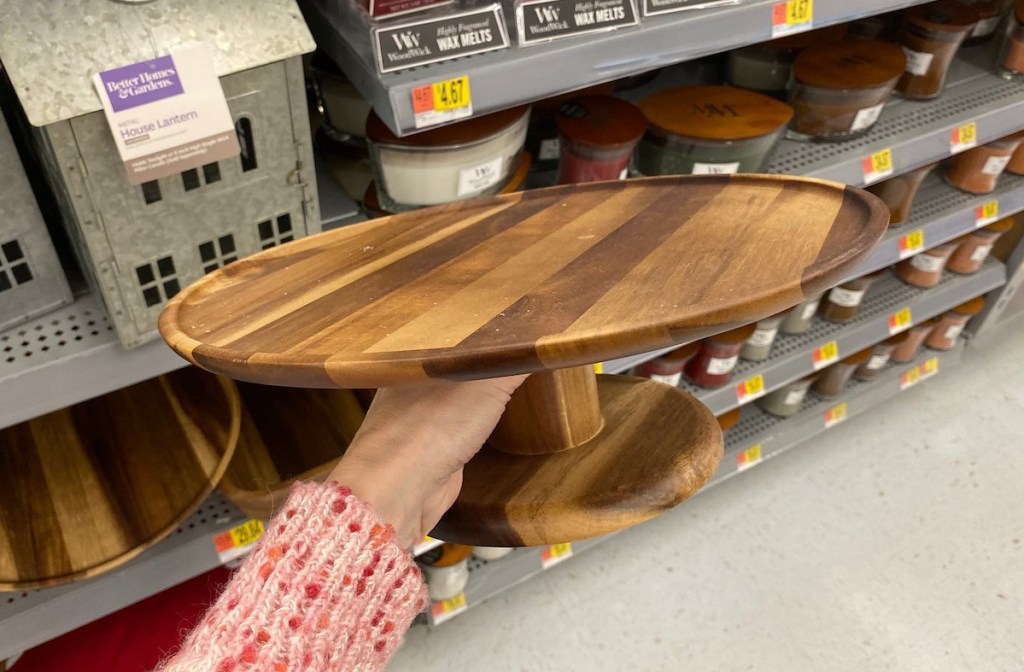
{"left": 156, "top": 482, "right": 427, "bottom": 672}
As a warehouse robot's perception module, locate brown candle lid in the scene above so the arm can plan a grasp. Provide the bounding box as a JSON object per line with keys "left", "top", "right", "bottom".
{"left": 555, "top": 95, "right": 647, "bottom": 151}
{"left": 984, "top": 216, "right": 1016, "bottom": 233}
{"left": 657, "top": 342, "right": 702, "bottom": 364}
{"left": 842, "top": 347, "right": 875, "bottom": 365}
{"left": 639, "top": 86, "right": 794, "bottom": 141}
{"left": 905, "top": 1, "right": 979, "bottom": 32}
{"left": 366, "top": 106, "right": 529, "bottom": 148}
{"left": 769, "top": 23, "right": 848, "bottom": 50}
{"left": 793, "top": 39, "right": 907, "bottom": 89}
{"left": 707, "top": 323, "right": 759, "bottom": 345}
{"left": 716, "top": 408, "right": 742, "bottom": 432}
{"left": 952, "top": 296, "right": 986, "bottom": 315}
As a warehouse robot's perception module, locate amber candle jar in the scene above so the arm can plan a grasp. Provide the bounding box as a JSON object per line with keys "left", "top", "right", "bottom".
{"left": 866, "top": 162, "right": 938, "bottom": 226}
{"left": 740, "top": 312, "right": 787, "bottom": 362}
{"left": 727, "top": 25, "right": 849, "bottom": 99}
{"left": 780, "top": 295, "right": 822, "bottom": 334}
{"left": 945, "top": 136, "right": 1024, "bottom": 194}
{"left": 787, "top": 39, "right": 907, "bottom": 141}
{"left": 636, "top": 86, "right": 793, "bottom": 176}
{"left": 854, "top": 335, "right": 904, "bottom": 381}
{"left": 555, "top": 95, "right": 646, "bottom": 185}
{"left": 962, "top": 0, "right": 1014, "bottom": 44}
{"left": 635, "top": 342, "right": 701, "bottom": 386}
{"left": 757, "top": 373, "right": 819, "bottom": 417}
{"left": 894, "top": 242, "right": 959, "bottom": 287}
{"left": 890, "top": 318, "right": 940, "bottom": 362}
{"left": 820, "top": 270, "right": 887, "bottom": 323}
{"left": 812, "top": 349, "right": 874, "bottom": 397}
{"left": 716, "top": 408, "right": 742, "bottom": 434}
{"left": 926, "top": 296, "right": 986, "bottom": 349}
{"left": 685, "top": 324, "right": 758, "bottom": 389}
{"left": 1007, "top": 130, "right": 1024, "bottom": 174}
{"left": 997, "top": 1, "right": 1024, "bottom": 77}
{"left": 946, "top": 217, "right": 1015, "bottom": 273}
{"left": 897, "top": 1, "right": 979, "bottom": 99}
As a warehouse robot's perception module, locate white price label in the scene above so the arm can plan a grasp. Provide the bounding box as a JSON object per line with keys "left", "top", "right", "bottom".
{"left": 692, "top": 161, "right": 741, "bottom": 175}
{"left": 650, "top": 372, "right": 682, "bottom": 386}
{"left": 457, "top": 156, "right": 504, "bottom": 196}
{"left": 910, "top": 253, "right": 944, "bottom": 273}
{"left": 903, "top": 48, "right": 934, "bottom": 76}
{"left": 982, "top": 156, "right": 1011, "bottom": 176}
{"left": 850, "top": 103, "right": 885, "bottom": 132}
{"left": 828, "top": 287, "right": 865, "bottom": 308}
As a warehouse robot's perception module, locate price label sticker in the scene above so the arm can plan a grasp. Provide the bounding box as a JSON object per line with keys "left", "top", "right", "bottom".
{"left": 899, "top": 365, "right": 922, "bottom": 390}
{"left": 975, "top": 200, "right": 999, "bottom": 227}
{"left": 887, "top": 307, "right": 913, "bottom": 335}
{"left": 430, "top": 592, "right": 468, "bottom": 624}
{"left": 411, "top": 76, "right": 473, "bottom": 129}
{"left": 412, "top": 536, "right": 443, "bottom": 555}
{"left": 824, "top": 401, "right": 848, "bottom": 429}
{"left": 920, "top": 356, "right": 940, "bottom": 380}
{"left": 812, "top": 340, "right": 840, "bottom": 370}
{"left": 541, "top": 543, "right": 574, "bottom": 569}
{"left": 735, "top": 374, "right": 766, "bottom": 403}
{"left": 737, "top": 444, "right": 763, "bottom": 471}
{"left": 861, "top": 148, "right": 894, "bottom": 185}
{"left": 950, "top": 121, "right": 978, "bottom": 153}
{"left": 214, "top": 519, "right": 264, "bottom": 564}
{"left": 771, "top": 0, "right": 813, "bottom": 37}
{"left": 593, "top": 362, "right": 605, "bottom": 374}
{"left": 898, "top": 229, "right": 925, "bottom": 259}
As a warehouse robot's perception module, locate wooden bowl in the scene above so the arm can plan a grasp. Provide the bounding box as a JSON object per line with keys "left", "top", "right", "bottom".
{"left": 218, "top": 383, "right": 366, "bottom": 520}
{"left": 0, "top": 368, "right": 239, "bottom": 589}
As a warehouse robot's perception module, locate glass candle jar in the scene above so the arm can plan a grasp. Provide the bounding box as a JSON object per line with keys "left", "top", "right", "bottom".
{"left": 472, "top": 546, "right": 513, "bottom": 561}
{"left": 820, "top": 269, "right": 887, "bottom": 323}
{"left": 961, "top": 0, "right": 1015, "bottom": 44}
{"left": 418, "top": 544, "right": 473, "bottom": 601}
{"left": 866, "top": 162, "right": 938, "bottom": 226}
{"left": 555, "top": 95, "right": 646, "bottom": 184}
{"left": 635, "top": 86, "right": 793, "bottom": 176}
{"left": 740, "top": 312, "right": 786, "bottom": 362}
{"left": 890, "top": 318, "right": 940, "bottom": 362}
{"left": 726, "top": 25, "right": 848, "bottom": 99}
{"left": 926, "top": 296, "right": 986, "bottom": 349}
{"left": 716, "top": 408, "right": 742, "bottom": 434}
{"left": 787, "top": 40, "right": 907, "bottom": 141}
{"left": 946, "top": 216, "right": 1014, "bottom": 273}
{"left": 897, "top": 1, "right": 980, "bottom": 99}
{"left": 945, "top": 136, "right": 1024, "bottom": 194}
{"left": 366, "top": 106, "right": 530, "bottom": 210}
{"left": 780, "top": 294, "right": 823, "bottom": 334}
{"left": 684, "top": 324, "right": 758, "bottom": 389}
{"left": 312, "top": 52, "right": 373, "bottom": 144}
{"left": 812, "top": 349, "right": 874, "bottom": 397}
{"left": 635, "top": 342, "right": 701, "bottom": 386}
{"left": 756, "top": 373, "right": 819, "bottom": 417}
{"left": 997, "top": 1, "right": 1024, "bottom": 77}
{"left": 894, "top": 241, "right": 959, "bottom": 287}
{"left": 854, "top": 335, "right": 904, "bottom": 381}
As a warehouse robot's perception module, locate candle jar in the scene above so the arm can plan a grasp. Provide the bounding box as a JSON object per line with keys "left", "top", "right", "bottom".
{"left": 757, "top": 373, "right": 819, "bottom": 417}
{"left": 812, "top": 349, "right": 874, "bottom": 398}
{"left": 961, "top": 0, "right": 1015, "bottom": 44}
{"left": 946, "top": 217, "right": 1014, "bottom": 273}
{"left": 716, "top": 408, "right": 742, "bottom": 434}
{"left": 854, "top": 335, "right": 903, "bottom": 381}
{"left": 866, "top": 162, "right": 938, "bottom": 226}
{"left": 366, "top": 106, "right": 530, "bottom": 210}
{"left": 926, "top": 296, "right": 986, "bottom": 349}
{"left": 849, "top": 12, "right": 901, "bottom": 40}
{"left": 897, "top": 1, "right": 979, "bottom": 100}
{"left": 820, "top": 269, "right": 887, "bottom": 323}
{"left": 684, "top": 324, "right": 758, "bottom": 389}
{"left": 779, "top": 294, "right": 823, "bottom": 334}
{"left": 634, "top": 342, "right": 700, "bottom": 387}
{"left": 894, "top": 241, "right": 959, "bottom": 287}
{"left": 555, "top": 95, "right": 646, "bottom": 185}
{"left": 787, "top": 40, "right": 907, "bottom": 141}
{"left": 890, "top": 318, "right": 940, "bottom": 362}
{"left": 726, "top": 25, "right": 848, "bottom": 99}
{"left": 1007, "top": 130, "right": 1024, "bottom": 174}
{"left": 635, "top": 86, "right": 793, "bottom": 176}
{"left": 740, "top": 312, "right": 786, "bottom": 362}
{"left": 312, "top": 52, "right": 373, "bottom": 144}
{"left": 472, "top": 546, "right": 513, "bottom": 561}
{"left": 417, "top": 544, "right": 473, "bottom": 601}
{"left": 945, "top": 136, "right": 1024, "bottom": 193}
{"left": 997, "top": 1, "right": 1024, "bottom": 77}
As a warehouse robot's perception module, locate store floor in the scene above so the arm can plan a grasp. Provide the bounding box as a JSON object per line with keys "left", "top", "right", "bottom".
{"left": 388, "top": 327, "right": 1024, "bottom": 672}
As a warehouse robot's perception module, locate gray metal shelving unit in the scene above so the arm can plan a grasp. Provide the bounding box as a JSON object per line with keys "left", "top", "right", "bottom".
{"left": 300, "top": 0, "right": 929, "bottom": 136}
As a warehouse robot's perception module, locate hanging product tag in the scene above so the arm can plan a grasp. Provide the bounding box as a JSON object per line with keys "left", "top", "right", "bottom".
{"left": 93, "top": 45, "right": 240, "bottom": 185}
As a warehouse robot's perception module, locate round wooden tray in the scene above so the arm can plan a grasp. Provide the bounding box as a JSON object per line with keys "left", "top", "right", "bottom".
{"left": 219, "top": 384, "right": 365, "bottom": 520}
{"left": 0, "top": 368, "right": 240, "bottom": 589}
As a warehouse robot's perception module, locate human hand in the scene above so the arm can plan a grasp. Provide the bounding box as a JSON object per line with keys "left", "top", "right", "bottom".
{"left": 327, "top": 375, "right": 528, "bottom": 547}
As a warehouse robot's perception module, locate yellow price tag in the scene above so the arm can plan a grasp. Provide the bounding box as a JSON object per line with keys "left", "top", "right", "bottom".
{"left": 215, "top": 519, "right": 265, "bottom": 563}
{"left": 736, "top": 373, "right": 766, "bottom": 402}
{"left": 737, "top": 444, "right": 763, "bottom": 471}
{"left": 432, "top": 76, "right": 471, "bottom": 112}
{"left": 785, "top": 0, "right": 813, "bottom": 24}
{"left": 951, "top": 121, "right": 978, "bottom": 152}
{"left": 440, "top": 593, "right": 467, "bottom": 612}
{"left": 900, "top": 366, "right": 921, "bottom": 390}
{"left": 920, "top": 356, "right": 939, "bottom": 379}
{"left": 976, "top": 200, "right": 999, "bottom": 227}
{"left": 411, "top": 76, "right": 473, "bottom": 128}
{"left": 541, "top": 542, "right": 574, "bottom": 568}
{"left": 772, "top": 0, "right": 812, "bottom": 36}
{"left": 898, "top": 229, "right": 925, "bottom": 259}
{"left": 812, "top": 340, "right": 839, "bottom": 369}
{"left": 862, "top": 148, "right": 894, "bottom": 184}
{"left": 888, "top": 307, "right": 913, "bottom": 334}
{"left": 824, "top": 401, "right": 848, "bottom": 428}
{"left": 593, "top": 362, "right": 605, "bottom": 374}
{"left": 430, "top": 592, "right": 468, "bottom": 623}
{"left": 229, "top": 519, "right": 264, "bottom": 548}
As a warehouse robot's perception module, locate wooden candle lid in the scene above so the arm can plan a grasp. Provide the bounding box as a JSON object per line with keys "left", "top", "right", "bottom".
{"left": 905, "top": 1, "right": 980, "bottom": 32}
{"left": 160, "top": 175, "right": 888, "bottom": 388}
{"left": 366, "top": 106, "right": 529, "bottom": 147}
{"left": 952, "top": 296, "right": 986, "bottom": 315}
{"left": 793, "top": 39, "right": 908, "bottom": 89}
{"left": 0, "top": 368, "right": 239, "bottom": 589}
{"left": 555, "top": 95, "right": 647, "bottom": 150}
{"left": 639, "top": 86, "right": 794, "bottom": 141}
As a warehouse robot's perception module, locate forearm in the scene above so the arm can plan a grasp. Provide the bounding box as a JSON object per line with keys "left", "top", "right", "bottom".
{"left": 156, "top": 482, "right": 426, "bottom": 672}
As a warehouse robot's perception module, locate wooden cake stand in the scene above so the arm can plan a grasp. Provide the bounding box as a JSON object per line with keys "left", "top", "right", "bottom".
{"left": 160, "top": 175, "right": 888, "bottom": 546}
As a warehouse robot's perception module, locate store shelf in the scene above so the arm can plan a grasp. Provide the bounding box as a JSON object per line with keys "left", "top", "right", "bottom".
{"left": 769, "top": 47, "right": 1024, "bottom": 186}
{"left": 300, "top": 0, "right": 929, "bottom": 137}
{"left": 0, "top": 492, "right": 251, "bottom": 660}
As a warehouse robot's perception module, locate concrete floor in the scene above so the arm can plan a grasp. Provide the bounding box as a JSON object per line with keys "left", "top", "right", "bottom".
{"left": 388, "top": 327, "right": 1024, "bottom": 672}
